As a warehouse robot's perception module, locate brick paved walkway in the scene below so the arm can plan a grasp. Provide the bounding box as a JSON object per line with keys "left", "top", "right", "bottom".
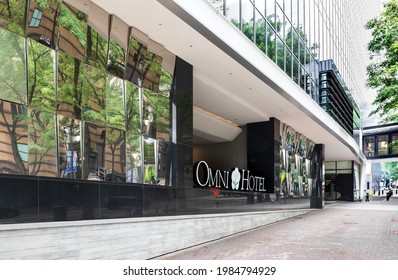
{"left": 156, "top": 197, "right": 398, "bottom": 260}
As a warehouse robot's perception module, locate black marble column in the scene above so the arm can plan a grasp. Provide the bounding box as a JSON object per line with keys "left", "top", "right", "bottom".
{"left": 170, "top": 57, "right": 193, "bottom": 208}
{"left": 247, "top": 118, "right": 281, "bottom": 193}
{"left": 310, "top": 144, "right": 325, "bottom": 209}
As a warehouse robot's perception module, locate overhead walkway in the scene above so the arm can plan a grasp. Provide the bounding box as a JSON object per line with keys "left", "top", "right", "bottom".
{"left": 363, "top": 123, "right": 398, "bottom": 160}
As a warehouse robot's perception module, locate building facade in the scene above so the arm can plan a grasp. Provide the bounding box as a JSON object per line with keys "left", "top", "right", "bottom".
{"left": 0, "top": 0, "right": 380, "bottom": 259}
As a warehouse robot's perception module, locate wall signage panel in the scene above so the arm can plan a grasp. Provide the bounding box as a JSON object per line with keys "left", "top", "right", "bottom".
{"left": 193, "top": 161, "right": 266, "bottom": 193}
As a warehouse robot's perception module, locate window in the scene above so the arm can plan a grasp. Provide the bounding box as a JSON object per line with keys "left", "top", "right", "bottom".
{"left": 377, "top": 135, "right": 389, "bottom": 156}
{"left": 29, "top": 8, "right": 43, "bottom": 28}
{"left": 392, "top": 134, "right": 398, "bottom": 155}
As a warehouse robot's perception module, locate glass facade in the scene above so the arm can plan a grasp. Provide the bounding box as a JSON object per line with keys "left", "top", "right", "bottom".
{"left": 0, "top": 0, "right": 186, "bottom": 224}
{"left": 0, "top": 0, "right": 175, "bottom": 183}
{"left": 209, "top": 0, "right": 363, "bottom": 133}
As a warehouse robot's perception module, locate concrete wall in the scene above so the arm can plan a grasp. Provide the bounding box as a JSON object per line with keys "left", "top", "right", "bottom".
{"left": 0, "top": 209, "right": 313, "bottom": 259}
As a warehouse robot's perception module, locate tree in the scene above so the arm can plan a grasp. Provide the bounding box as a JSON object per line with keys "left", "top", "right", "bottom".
{"left": 365, "top": 0, "right": 398, "bottom": 124}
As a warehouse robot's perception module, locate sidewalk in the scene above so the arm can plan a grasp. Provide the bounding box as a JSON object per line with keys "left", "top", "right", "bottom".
{"left": 155, "top": 197, "right": 398, "bottom": 260}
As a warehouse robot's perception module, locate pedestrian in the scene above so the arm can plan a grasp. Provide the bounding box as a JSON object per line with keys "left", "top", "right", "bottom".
{"left": 365, "top": 188, "right": 370, "bottom": 202}
{"left": 386, "top": 188, "right": 393, "bottom": 201}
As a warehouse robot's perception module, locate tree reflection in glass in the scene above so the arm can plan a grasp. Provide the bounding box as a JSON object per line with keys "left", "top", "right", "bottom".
{"left": 58, "top": 116, "right": 81, "bottom": 179}
{"left": 28, "top": 109, "right": 57, "bottom": 176}
{"left": 142, "top": 50, "right": 162, "bottom": 93}
{"left": 106, "top": 75, "right": 125, "bottom": 130}
{"left": 58, "top": 1, "right": 87, "bottom": 61}
{"left": 107, "top": 15, "right": 128, "bottom": 79}
{"left": 27, "top": 39, "right": 56, "bottom": 113}
{"left": 82, "top": 64, "right": 106, "bottom": 125}
{"left": 105, "top": 127, "right": 125, "bottom": 182}
{"left": 0, "top": 100, "right": 28, "bottom": 174}
{"left": 57, "top": 52, "right": 83, "bottom": 119}
{"left": 126, "top": 81, "right": 142, "bottom": 183}
{"left": 125, "top": 36, "right": 147, "bottom": 86}
{"left": 0, "top": 29, "right": 27, "bottom": 104}
{"left": 85, "top": 24, "right": 108, "bottom": 70}
{"left": 0, "top": 0, "right": 27, "bottom": 36}
{"left": 83, "top": 122, "right": 105, "bottom": 180}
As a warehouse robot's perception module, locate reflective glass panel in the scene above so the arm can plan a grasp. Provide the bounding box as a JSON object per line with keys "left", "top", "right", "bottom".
{"left": 266, "top": 0, "right": 276, "bottom": 29}
{"left": 142, "top": 51, "right": 162, "bottom": 93}
{"left": 58, "top": 116, "right": 81, "bottom": 179}
{"left": 255, "top": 9, "right": 266, "bottom": 53}
{"left": 0, "top": 175, "right": 38, "bottom": 224}
{"left": 125, "top": 36, "right": 147, "bottom": 86}
{"left": 266, "top": 22, "right": 276, "bottom": 61}
{"left": 0, "top": 29, "right": 27, "bottom": 104}
{"left": 276, "top": 35, "right": 284, "bottom": 70}
{"left": 241, "top": 0, "right": 254, "bottom": 41}
{"left": 28, "top": 110, "right": 57, "bottom": 177}
{"left": 392, "top": 134, "right": 398, "bottom": 155}
{"left": 82, "top": 122, "right": 105, "bottom": 180}
{"left": 105, "top": 127, "right": 126, "bottom": 182}
{"left": 39, "top": 179, "right": 100, "bottom": 222}
{"left": 107, "top": 16, "right": 128, "bottom": 79}
{"left": 225, "top": 0, "right": 240, "bottom": 27}
{"left": 27, "top": 39, "right": 56, "bottom": 113}
{"left": 58, "top": 2, "right": 87, "bottom": 61}
{"left": 0, "top": 100, "right": 28, "bottom": 174}
{"left": 157, "top": 138, "right": 170, "bottom": 186}
{"left": 99, "top": 182, "right": 143, "bottom": 219}
{"left": 0, "top": 0, "right": 26, "bottom": 36}
{"left": 82, "top": 64, "right": 106, "bottom": 125}
{"left": 143, "top": 137, "right": 156, "bottom": 184}
{"left": 57, "top": 52, "right": 83, "bottom": 119}
{"left": 106, "top": 75, "right": 125, "bottom": 130}
{"left": 143, "top": 88, "right": 170, "bottom": 142}
{"left": 26, "top": 0, "right": 60, "bottom": 49}
{"left": 378, "top": 135, "right": 389, "bottom": 156}
{"left": 126, "top": 81, "right": 142, "bottom": 183}
{"left": 85, "top": 24, "right": 108, "bottom": 70}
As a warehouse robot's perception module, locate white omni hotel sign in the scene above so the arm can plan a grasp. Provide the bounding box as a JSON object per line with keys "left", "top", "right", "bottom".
{"left": 193, "top": 161, "right": 267, "bottom": 193}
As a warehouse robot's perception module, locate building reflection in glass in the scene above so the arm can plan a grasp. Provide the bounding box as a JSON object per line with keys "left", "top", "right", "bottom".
{"left": 83, "top": 122, "right": 105, "bottom": 181}
{"left": 28, "top": 109, "right": 57, "bottom": 177}
{"left": 58, "top": 116, "right": 81, "bottom": 179}
{"left": 26, "top": 0, "right": 60, "bottom": 49}
{"left": 0, "top": 100, "right": 28, "bottom": 175}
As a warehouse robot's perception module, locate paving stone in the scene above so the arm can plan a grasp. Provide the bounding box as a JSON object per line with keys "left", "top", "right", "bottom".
{"left": 156, "top": 197, "right": 398, "bottom": 260}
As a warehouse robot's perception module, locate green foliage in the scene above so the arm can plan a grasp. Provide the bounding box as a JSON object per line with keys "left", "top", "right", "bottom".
{"left": 59, "top": 3, "right": 87, "bottom": 48}
{"left": 0, "top": 0, "right": 27, "bottom": 36}
{"left": 381, "top": 161, "right": 398, "bottom": 186}
{"left": 0, "top": 29, "right": 26, "bottom": 104}
{"left": 365, "top": 0, "right": 398, "bottom": 123}
{"left": 236, "top": 14, "right": 316, "bottom": 81}
{"left": 144, "top": 165, "right": 156, "bottom": 184}
{"left": 28, "top": 39, "right": 56, "bottom": 112}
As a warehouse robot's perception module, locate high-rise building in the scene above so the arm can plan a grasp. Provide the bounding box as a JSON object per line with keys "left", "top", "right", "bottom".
{"left": 0, "top": 0, "right": 382, "bottom": 259}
